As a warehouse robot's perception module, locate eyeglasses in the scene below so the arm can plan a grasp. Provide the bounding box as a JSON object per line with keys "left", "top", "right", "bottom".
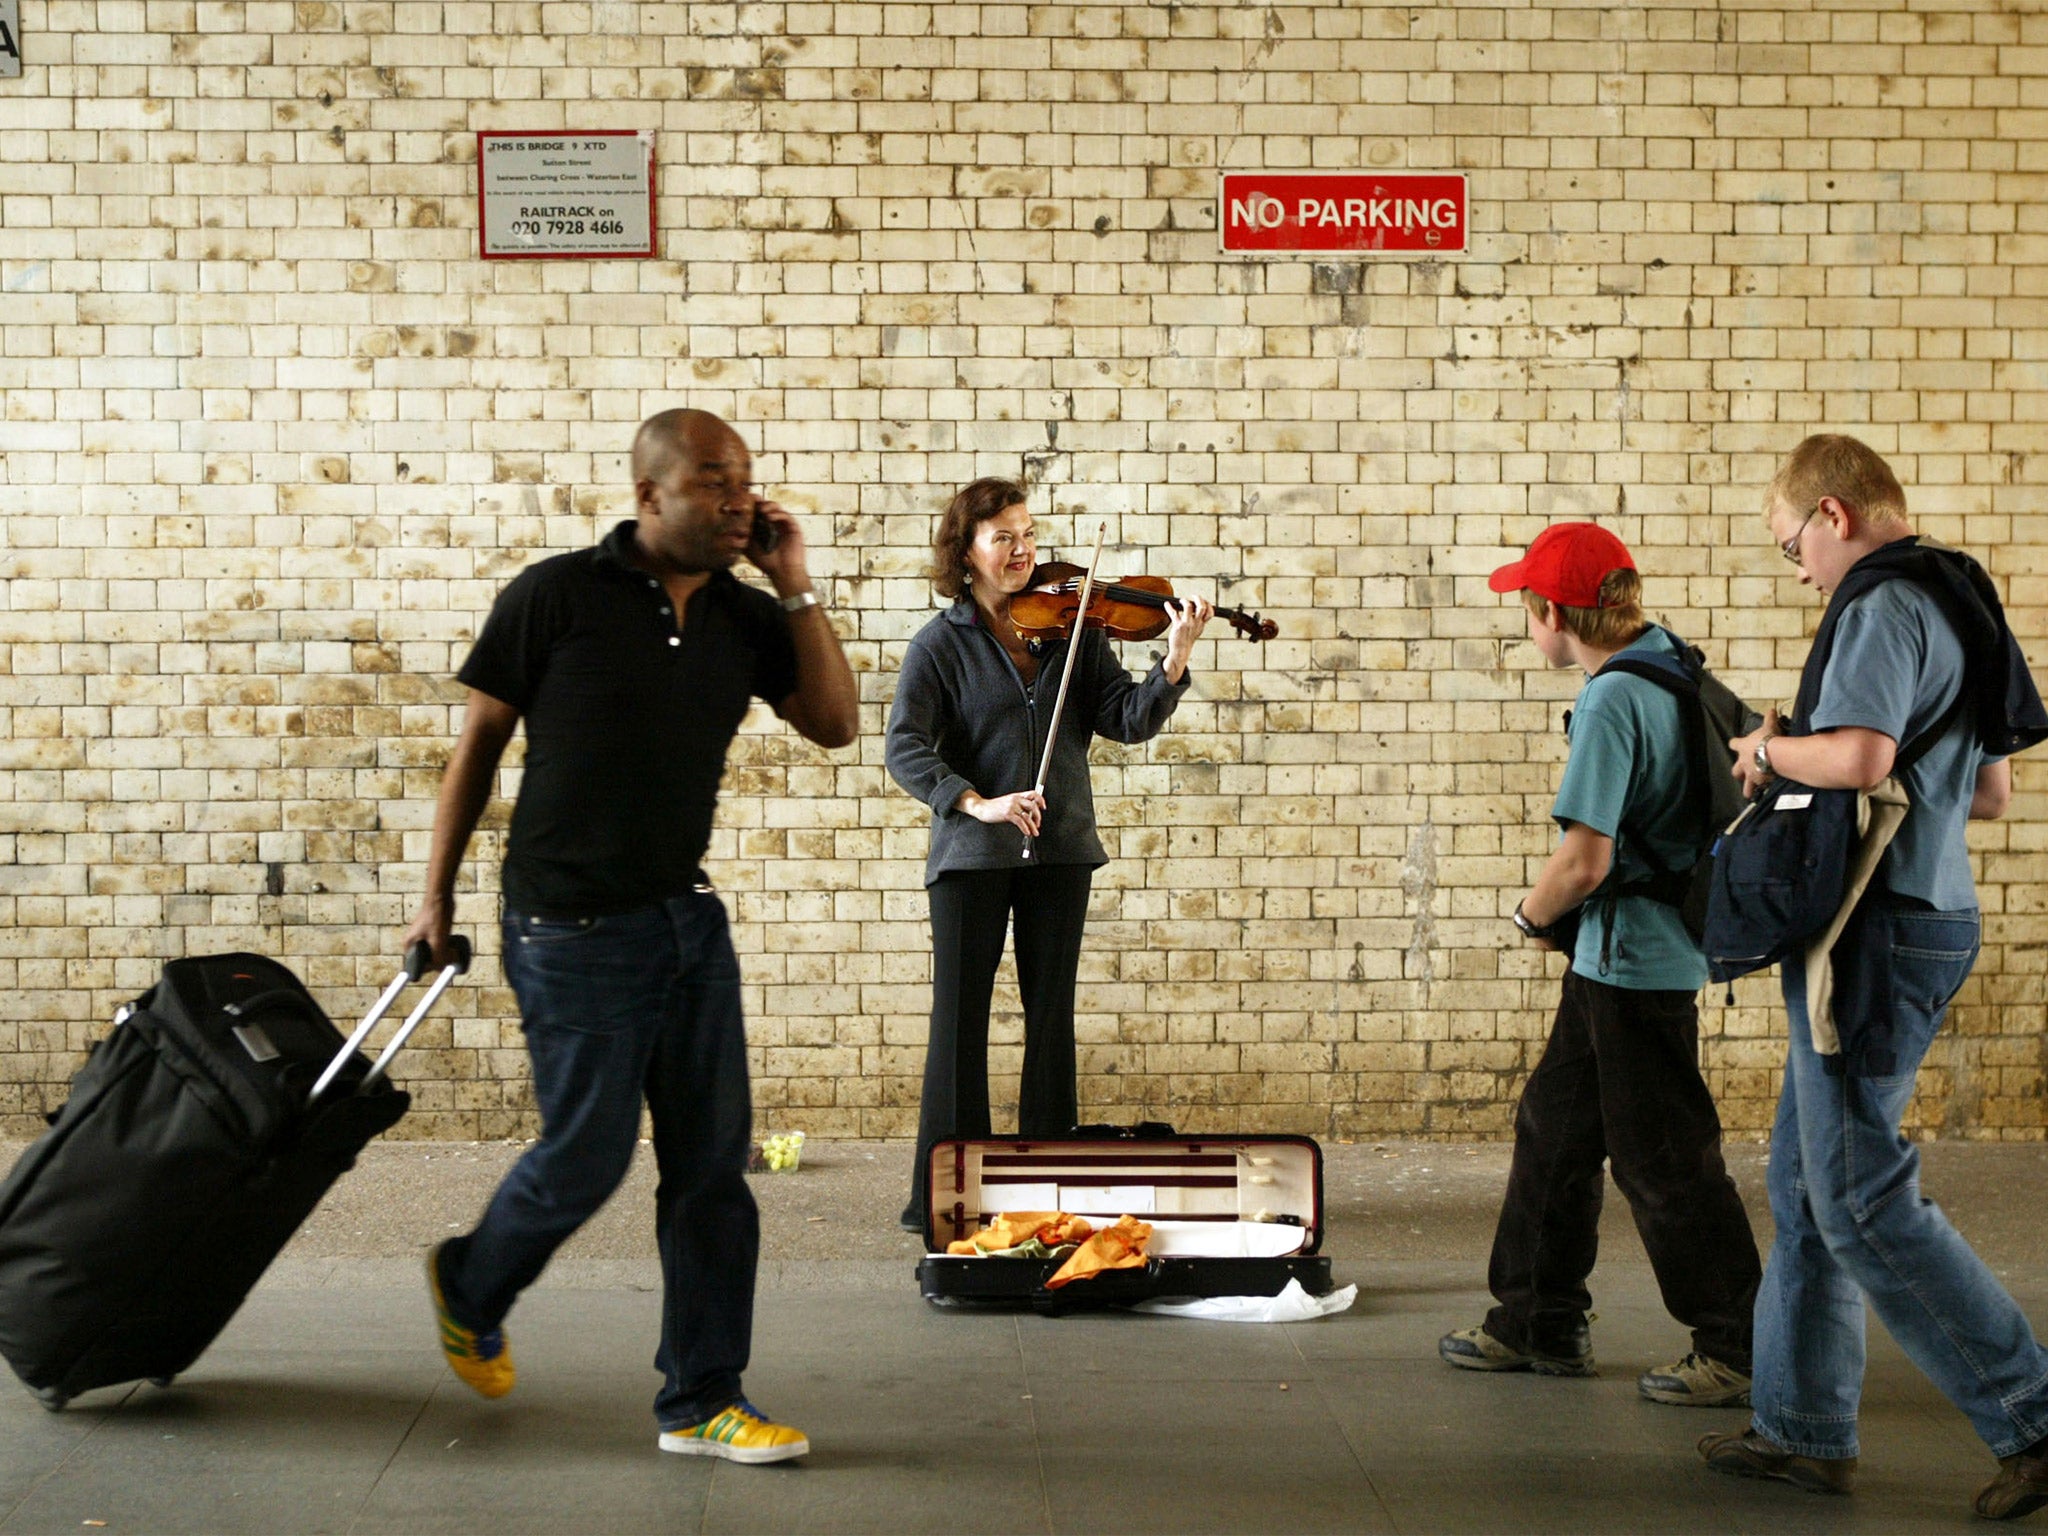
{"left": 1780, "top": 503, "right": 1821, "bottom": 565}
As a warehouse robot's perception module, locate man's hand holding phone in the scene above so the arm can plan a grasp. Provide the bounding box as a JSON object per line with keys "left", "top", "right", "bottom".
{"left": 746, "top": 497, "right": 804, "bottom": 582}
{"left": 749, "top": 502, "right": 782, "bottom": 556}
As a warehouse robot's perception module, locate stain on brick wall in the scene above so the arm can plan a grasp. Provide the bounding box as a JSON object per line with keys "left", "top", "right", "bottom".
{"left": 1, "top": 0, "right": 2042, "bottom": 1141}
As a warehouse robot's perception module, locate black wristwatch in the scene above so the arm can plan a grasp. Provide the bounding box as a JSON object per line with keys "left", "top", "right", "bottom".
{"left": 1512, "top": 901, "right": 1553, "bottom": 941}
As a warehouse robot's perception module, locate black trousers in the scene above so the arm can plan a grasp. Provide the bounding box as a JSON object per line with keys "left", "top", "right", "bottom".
{"left": 1485, "top": 969, "right": 1762, "bottom": 1369}
{"left": 904, "top": 863, "right": 1094, "bottom": 1220}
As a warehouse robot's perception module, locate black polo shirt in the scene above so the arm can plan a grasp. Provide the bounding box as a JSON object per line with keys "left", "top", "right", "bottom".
{"left": 458, "top": 519, "right": 799, "bottom": 918}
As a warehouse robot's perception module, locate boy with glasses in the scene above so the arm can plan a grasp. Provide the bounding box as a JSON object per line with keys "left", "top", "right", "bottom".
{"left": 1699, "top": 435, "right": 2048, "bottom": 1520}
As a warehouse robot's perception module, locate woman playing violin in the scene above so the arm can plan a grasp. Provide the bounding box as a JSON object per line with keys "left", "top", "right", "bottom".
{"left": 885, "top": 478, "right": 1213, "bottom": 1233}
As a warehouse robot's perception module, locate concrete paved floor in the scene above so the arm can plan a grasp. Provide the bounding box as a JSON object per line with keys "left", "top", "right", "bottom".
{"left": 2, "top": 1136, "right": 2045, "bottom": 1534}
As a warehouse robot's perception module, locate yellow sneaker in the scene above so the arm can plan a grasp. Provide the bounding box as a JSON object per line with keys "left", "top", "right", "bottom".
{"left": 658, "top": 1399, "right": 809, "bottom": 1464}
{"left": 426, "top": 1243, "right": 515, "bottom": 1400}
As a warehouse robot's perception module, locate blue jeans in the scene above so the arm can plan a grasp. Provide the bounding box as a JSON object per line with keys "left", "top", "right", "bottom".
{"left": 437, "top": 896, "right": 759, "bottom": 1429}
{"left": 1753, "top": 902, "right": 2048, "bottom": 1460}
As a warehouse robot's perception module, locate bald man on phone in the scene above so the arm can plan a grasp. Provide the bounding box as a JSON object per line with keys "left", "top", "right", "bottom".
{"left": 404, "top": 409, "right": 854, "bottom": 1463}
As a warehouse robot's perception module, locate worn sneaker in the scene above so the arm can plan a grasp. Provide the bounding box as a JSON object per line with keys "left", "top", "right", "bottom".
{"left": 1975, "top": 1437, "right": 2048, "bottom": 1521}
{"left": 1639, "top": 1352, "right": 1751, "bottom": 1407}
{"left": 1438, "top": 1324, "right": 1595, "bottom": 1377}
{"left": 659, "top": 1399, "right": 810, "bottom": 1465}
{"left": 1699, "top": 1429, "right": 1854, "bottom": 1495}
{"left": 426, "top": 1243, "right": 515, "bottom": 1400}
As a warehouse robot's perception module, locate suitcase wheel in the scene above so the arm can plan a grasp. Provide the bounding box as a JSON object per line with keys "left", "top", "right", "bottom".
{"left": 35, "top": 1387, "right": 69, "bottom": 1413}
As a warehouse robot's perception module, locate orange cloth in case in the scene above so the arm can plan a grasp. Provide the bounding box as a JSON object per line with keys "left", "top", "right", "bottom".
{"left": 1044, "top": 1214, "right": 1153, "bottom": 1289}
{"left": 945, "top": 1211, "right": 1094, "bottom": 1257}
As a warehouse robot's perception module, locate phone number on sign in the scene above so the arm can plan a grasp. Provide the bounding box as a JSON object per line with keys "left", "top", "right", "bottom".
{"left": 506, "top": 218, "right": 627, "bottom": 236}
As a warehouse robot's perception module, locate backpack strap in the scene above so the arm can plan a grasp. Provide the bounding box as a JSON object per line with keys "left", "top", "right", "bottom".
{"left": 1578, "top": 639, "right": 1710, "bottom": 912}
{"left": 1793, "top": 543, "right": 1975, "bottom": 776}
{"left": 1593, "top": 642, "right": 1707, "bottom": 870}
{"left": 1895, "top": 684, "right": 1969, "bottom": 776}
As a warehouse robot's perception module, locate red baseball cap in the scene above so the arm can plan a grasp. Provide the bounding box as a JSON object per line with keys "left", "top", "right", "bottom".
{"left": 1488, "top": 523, "right": 1636, "bottom": 608}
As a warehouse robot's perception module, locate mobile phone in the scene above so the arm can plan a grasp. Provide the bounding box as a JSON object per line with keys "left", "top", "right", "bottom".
{"left": 750, "top": 504, "right": 780, "bottom": 554}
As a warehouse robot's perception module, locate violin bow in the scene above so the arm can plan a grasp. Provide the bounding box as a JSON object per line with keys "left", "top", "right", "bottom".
{"left": 1022, "top": 520, "right": 1106, "bottom": 862}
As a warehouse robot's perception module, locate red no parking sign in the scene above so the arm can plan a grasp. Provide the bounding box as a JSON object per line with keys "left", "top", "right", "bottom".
{"left": 1220, "top": 172, "right": 1469, "bottom": 255}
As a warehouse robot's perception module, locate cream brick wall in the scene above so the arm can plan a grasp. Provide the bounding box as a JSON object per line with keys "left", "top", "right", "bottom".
{"left": 2, "top": 0, "right": 2044, "bottom": 1142}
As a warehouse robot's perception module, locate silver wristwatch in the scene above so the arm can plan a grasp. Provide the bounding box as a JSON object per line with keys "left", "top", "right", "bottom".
{"left": 1753, "top": 736, "right": 1774, "bottom": 777}
{"left": 778, "top": 590, "right": 820, "bottom": 614}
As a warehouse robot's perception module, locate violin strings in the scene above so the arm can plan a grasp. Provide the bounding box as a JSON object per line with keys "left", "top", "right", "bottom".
{"left": 1055, "top": 580, "right": 1255, "bottom": 621}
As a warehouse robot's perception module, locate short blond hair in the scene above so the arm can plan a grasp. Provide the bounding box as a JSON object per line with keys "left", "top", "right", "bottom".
{"left": 1767, "top": 434, "right": 1908, "bottom": 528}
{"left": 1524, "top": 569, "right": 1649, "bottom": 650}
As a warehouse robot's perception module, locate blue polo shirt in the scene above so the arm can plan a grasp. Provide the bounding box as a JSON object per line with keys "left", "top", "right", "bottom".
{"left": 1808, "top": 579, "right": 1984, "bottom": 911}
{"left": 1551, "top": 628, "right": 1710, "bottom": 993}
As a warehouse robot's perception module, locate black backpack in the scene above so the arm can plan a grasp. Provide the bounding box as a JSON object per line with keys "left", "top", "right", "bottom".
{"left": 1551, "top": 633, "right": 1757, "bottom": 956}
{"left": 1701, "top": 538, "right": 2048, "bottom": 987}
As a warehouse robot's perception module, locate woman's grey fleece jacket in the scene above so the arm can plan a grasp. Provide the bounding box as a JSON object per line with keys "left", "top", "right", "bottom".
{"left": 885, "top": 598, "right": 1192, "bottom": 886}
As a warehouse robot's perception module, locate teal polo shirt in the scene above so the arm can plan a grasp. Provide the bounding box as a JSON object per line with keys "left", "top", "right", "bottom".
{"left": 1551, "top": 627, "right": 1710, "bottom": 993}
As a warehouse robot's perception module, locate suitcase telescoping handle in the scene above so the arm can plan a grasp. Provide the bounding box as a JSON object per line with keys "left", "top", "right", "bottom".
{"left": 307, "top": 937, "right": 472, "bottom": 1104}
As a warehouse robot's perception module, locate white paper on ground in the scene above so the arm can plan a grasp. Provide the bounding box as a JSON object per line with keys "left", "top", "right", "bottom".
{"left": 1127, "top": 1279, "right": 1357, "bottom": 1323}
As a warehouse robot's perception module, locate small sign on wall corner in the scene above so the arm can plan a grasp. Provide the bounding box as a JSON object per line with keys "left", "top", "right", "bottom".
{"left": 476, "top": 129, "right": 657, "bottom": 261}
{"left": 1, "top": 0, "right": 23, "bottom": 80}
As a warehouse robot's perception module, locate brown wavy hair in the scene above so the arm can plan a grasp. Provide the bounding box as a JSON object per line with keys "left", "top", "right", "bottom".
{"left": 931, "top": 478, "right": 1028, "bottom": 599}
{"left": 1523, "top": 568, "right": 1649, "bottom": 649}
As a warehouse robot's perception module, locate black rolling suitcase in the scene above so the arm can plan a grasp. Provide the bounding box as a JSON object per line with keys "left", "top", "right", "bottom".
{"left": 914, "top": 1123, "right": 1333, "bottom": 1312}
{"left": 0, "top": 940, "right": 469, "bottom": 1409}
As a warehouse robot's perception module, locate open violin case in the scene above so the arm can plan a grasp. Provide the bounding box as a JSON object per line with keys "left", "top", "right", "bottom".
{"left": 913, "top": 1123, "right": 1332, "bottom": 1312}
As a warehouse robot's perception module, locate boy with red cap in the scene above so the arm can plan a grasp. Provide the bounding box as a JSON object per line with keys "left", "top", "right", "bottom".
{"left": 1438, "top": 522, "right": 1763, "bottom": 1408}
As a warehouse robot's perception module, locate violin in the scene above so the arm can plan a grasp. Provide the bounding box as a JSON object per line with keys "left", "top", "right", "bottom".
{"left": 1008, "top": 560, "right": 1279, "bottom": 644}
